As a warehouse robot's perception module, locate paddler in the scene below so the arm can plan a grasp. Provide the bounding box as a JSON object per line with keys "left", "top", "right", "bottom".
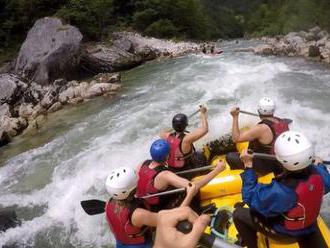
{"left": 233, "top": 131, "right": 330, "bottom": 248}
{"left": 160, "top": 105, "right": 208, "bottom": 172}
{"left": 104, "top": 166, "right": 198, "bottom": 248}
{"left": 136, "top": 139, "right": 225, "bottom": 212}
{"left": 227, "top": 97, "right": 289, "bottom": 175}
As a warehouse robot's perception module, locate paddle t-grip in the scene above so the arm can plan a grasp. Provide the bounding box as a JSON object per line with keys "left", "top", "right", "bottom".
{"left": 176, "top": 220, "right": 193, "bottom": 234}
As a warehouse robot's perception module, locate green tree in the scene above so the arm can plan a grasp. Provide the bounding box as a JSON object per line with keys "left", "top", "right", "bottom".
{"left": 56, "top": 0, "right": 114, "bottom": 40}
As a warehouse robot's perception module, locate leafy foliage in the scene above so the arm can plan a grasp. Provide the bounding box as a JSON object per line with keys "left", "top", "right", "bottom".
{"left": 2, "top": 0, "right": 330, "bottom": 62}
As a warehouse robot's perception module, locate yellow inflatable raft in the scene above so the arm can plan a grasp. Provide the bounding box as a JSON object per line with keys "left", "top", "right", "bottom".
{"left": 194, "top": 142, "right": 330, "bottom": 248}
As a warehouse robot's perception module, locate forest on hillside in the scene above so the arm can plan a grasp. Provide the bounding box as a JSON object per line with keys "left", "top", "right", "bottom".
{"left": 1, "top": 0, "right": 330, "bottom": 62}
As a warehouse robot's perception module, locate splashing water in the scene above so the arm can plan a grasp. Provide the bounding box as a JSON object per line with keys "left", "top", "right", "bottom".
{"left": 0, "top": 41, "right": 330, "bottom": 247}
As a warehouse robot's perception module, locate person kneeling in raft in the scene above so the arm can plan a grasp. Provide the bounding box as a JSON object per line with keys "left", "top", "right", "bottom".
{"left": 136, "top": 139, "right": 225, "bottom": 212}
{"left": 233, "top": 131, "right": 330, "bottom": 248}
{"left": 227, "top": 97, "right": 289, "bottom": 175}
{"left": 105, "top": 166, "right": 198, "bottom": 248}
{"left": 160, "top": 106, "right": 208, "bottom": 172}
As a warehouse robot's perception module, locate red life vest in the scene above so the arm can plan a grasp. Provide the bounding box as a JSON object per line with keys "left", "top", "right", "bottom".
{"left": 105, "top": 201, "right": 147, "bottom": 245}
{"left": 283, "top": 174, "right": 324, "bottom": 231}
{"left": 166, "top": 132, "right": 194, "bottom": 168}
{"left": 136, "top": 160, "right": 163, "bottom": 206}
{"left": 250, "top": 117, "right": 289, "bottom": 154}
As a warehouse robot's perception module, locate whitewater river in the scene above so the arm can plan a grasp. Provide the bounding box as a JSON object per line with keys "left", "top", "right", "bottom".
{"left": 0, "top": 41, "right": 330, "bottom": 247}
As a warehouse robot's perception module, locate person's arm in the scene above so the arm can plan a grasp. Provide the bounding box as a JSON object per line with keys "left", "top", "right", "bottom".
{"left": 131, "top": 208, "right": 158, "bottom": 228}
{"left": 240, "top": 150, "right": 296, "bottom": 217}
{"left": 154, "top": 171, "right": 190, "bottom": 190}
{"left": 231, "top": 107, "right": 241, "bottom": 143}
{"left": 230, "top": 107, "right": 266, "bottom": 143}
{"left": 182, "top": 106, "right": 208, "bottom": 145}
{"left": 314, "top": 164, "right": 330, "bottom": 194}
{"left": 193, "top": 160, "right": 226, "bottom": 190}
{"left": 180, "top": 183, "right": 198, "bottom": 207}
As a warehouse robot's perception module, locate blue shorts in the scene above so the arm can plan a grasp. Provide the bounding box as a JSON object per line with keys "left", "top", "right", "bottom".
{"left": 116, "top": 241, "right": 152, "bottom": 248}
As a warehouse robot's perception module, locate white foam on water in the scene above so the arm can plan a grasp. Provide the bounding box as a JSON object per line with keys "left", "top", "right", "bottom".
{"left": 0, "top": 47, "right": 330, "bottom": 247}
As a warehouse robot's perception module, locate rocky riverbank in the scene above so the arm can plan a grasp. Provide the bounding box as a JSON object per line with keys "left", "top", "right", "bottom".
{"left": 0, "top": 17, "right": 200, "bottom": 147}
{"left": 250, "top": 26, "right": 330, "bottom": 64}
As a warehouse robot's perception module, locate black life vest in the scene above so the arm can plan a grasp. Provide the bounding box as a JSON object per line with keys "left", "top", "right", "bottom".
{"left": 249, "top": 117, "right": 289, "bottom": 154}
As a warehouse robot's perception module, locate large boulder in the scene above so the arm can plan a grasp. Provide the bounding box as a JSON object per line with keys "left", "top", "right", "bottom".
{"left": 14, "top": 17, "right": 83, "bottom": 85}
{"left": 81, "top": 45, "right": 143, "bottom": 74}
{"left": 254, "top": 44, "right": 274, "bottom": 56}
{"left": 0, "top": 74, "right": 28, "bottom": 105}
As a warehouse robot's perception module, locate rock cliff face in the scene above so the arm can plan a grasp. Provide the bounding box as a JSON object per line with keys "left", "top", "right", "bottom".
{"left": 0, "top": 73, "right": 121, "bottom": 146}
{"left": 252, "top": 26, "right": 330, "bottom": 64}
{"left": 14, "top": 17, "right": 82, "bottom": 85}
{"left": 0, "top": 18, "right": 201, "bottom": 147}
{"left": 81, "top": 32, "right": 199, "bottom": 74}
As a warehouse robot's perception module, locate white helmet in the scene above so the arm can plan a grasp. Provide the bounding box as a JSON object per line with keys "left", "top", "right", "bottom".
{"left": 105, "top": 167, "right": 137, "bottom": 200}
{"left": 274, "top": 131, "right": 314, "bottom": 171}
{"left": 257, "top": 97, "right": 275, "bottom": 116}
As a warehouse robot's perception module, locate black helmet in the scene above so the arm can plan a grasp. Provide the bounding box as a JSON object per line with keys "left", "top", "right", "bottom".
{"left": 172, "top": 113, "right": 188, "bottom": 132}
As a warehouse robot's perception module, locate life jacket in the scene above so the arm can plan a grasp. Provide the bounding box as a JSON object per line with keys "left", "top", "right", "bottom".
{"left": 166, "top": 132, "right": 195, "bottom": 168}
{"left": 282, "top": 172, "right": 324, "bottom": 231}
{"left": 251, "top": 167, "right": 324, "bottom": 233}
{"left": 249, "top": 117, "right": 289, "bottom": 154}
{"left": 105, "top": 200, "right": 148, "bottom": 245}
{"left": 136, "top": 160, "right": 164, "bottom": 206}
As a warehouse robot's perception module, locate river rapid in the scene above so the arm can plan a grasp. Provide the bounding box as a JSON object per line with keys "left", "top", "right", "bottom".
{"left": 0, "top": 41, "right": 330, "bottom": 247}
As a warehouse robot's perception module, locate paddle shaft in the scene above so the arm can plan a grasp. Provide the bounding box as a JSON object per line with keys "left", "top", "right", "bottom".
{"left": 140, "top": 187, "right": 186, "bottom": 199}
{"left": 252, "top": 152, "right": 277, "bottom": 161}
{"left": 239, "top": 110, "right": 259, "bottom": 117}
{"left": 175, "top": 165, "right": 214, "bottom": 175}
{"left": 239, "top": 109, "right": 293, "bottom": 124}
{"left": 188, "top": 107, "right": 202, "bottom": 118}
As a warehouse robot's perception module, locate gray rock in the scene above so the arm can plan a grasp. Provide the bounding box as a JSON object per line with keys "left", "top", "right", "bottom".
{"left": 14, "top": 17, "right": 83, "bottom": 85}
{"left": 297, "top": 31, "right": 308, "bottom": 39}
{"left": 0, "top": 116, "right": 27, "bottom": 137}
{"left": 308, "top": 45, "right": 321, "bottom": 57}
{"left": 0, "top": 104, "right": 11, "bottom": 117}
{"left": 48, "top": 102, "right": 62, "bottom": 113}
{"left": 22, "top": 82, "right": 48, "bottom": 105}
{"left": 30, "top": 104, "right": 46, "bottom": 120}
{"left": 316, "top": 37, "right": 328, "bottom": 47}
{"left": 81, "top": 45, "right": 143, "bottom": 74}
{"left": 95, "top": 73, "right": 120, "bottom": 84}
{"left": 113, "top": 38, "right": 133, "bottom": 52}
{"left": 0, "top": 74, "right": 28, "bottom": 105}
{"left": 305, "top": 32, "right": 317, "bottom": 41}
{"left": 254, "top": 44, "right": 274, "bottom": 56}
{"left": 316, "top": 30, "right": 329, "bottom": 40}
{"left": 309, "top": 26, "right": 322, "bottom": 35}
{"left": 284, "top": 33, "right": 304, "bottom": 47}
{"left": 18, "top": 103, "right": 34, "bottom": 119}
{"left": 135, "top": 46, "right": 157, "bottom": 61}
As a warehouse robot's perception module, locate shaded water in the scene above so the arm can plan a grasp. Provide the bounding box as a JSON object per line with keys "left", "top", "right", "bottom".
{"left": 0, "top": 41, "right": 330, "bottom": 247}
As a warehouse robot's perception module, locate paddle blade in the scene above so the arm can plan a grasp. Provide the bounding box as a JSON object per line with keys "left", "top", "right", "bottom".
{"left": 81, "top": 200, "right": 106, "bottom": 215}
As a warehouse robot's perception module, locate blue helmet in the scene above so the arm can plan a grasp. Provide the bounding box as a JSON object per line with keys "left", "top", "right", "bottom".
{"left": 150, "top": 139, "right": 170, "bottom": 162}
